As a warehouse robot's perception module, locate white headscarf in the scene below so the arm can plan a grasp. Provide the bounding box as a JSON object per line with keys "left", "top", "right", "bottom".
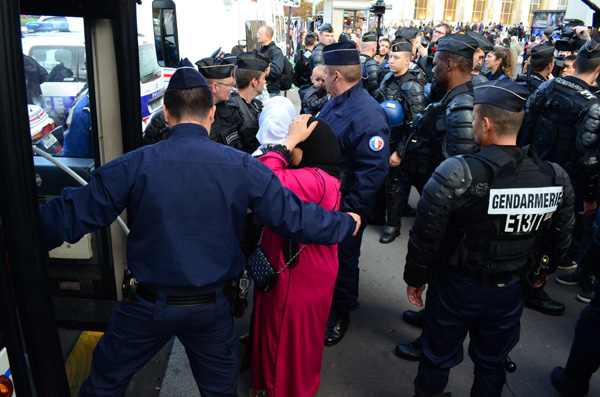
{"left": 253, "top": 96, "right": 297, "bottom": 155}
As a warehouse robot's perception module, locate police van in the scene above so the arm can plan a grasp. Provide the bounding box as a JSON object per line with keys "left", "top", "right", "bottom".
{"left": 21, "top": 32, "right": 165, "bottom": 128}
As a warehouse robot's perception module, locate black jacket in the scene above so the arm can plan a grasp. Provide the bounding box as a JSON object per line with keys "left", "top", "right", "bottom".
{"left": 259, "top": 42, "right": 284, "bottom": 94}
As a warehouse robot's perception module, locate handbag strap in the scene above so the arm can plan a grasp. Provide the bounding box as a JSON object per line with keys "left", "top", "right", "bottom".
{"left": 257, "top": 169, "right": 339, "bottom": 274}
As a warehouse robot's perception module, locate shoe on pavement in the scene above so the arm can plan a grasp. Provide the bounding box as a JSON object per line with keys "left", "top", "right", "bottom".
{"left": 555, "top": 271, "right": 580, "bottom": 286}
{"left": 394, "top": 341, "right": 423, "bottom": 361}
{"left": 524, "top": 297, "right": 565, "bottom": 316}
{"left": 324, "top": 311, "right": 349, "bottom": 346}
{"left": 402, "top": 309, "right": 425, "bottom": 328}
{"left": 558, "top": 260, "right": 578, "bottom": 271}
{"left": 577, "top": 290, "right": 594, "bottom": 303}
{"left": 379, "top": 226, "right": 400, "bottom": 244}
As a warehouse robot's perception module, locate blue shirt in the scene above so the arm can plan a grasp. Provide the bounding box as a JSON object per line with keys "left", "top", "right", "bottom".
{"left": 319, "top": 81, "right": 390, "bottom": 215}
{"left": 40, "top": 123, "right": 356, "bottom": 290}
{"left": 62, "top": 94, "right": 91, "bottom": 157}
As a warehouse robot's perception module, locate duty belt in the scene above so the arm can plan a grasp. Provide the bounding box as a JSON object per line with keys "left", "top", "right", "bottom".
{"left": 446, "top": 267, "right": 522, "bottom": 288}
{"left": 137, "top": 284, "right": 226, "bottom": 307}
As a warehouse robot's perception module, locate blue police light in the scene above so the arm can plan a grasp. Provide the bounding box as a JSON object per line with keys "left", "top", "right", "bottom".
{"left": 380, "top": 100, "right": 404, "bottom": 127}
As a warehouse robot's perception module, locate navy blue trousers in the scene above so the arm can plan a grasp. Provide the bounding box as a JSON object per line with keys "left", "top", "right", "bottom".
{"left": 561, "top": 286, "right": 600, "bottom": 396}
{"left": 416, "top": 271, "right": 524, "bottom": 397}
{"left": 332, "top": 227, "right": 365, "bottom": 312}
{"left": 79, "top": 290, "right": 237, "bottom": 397}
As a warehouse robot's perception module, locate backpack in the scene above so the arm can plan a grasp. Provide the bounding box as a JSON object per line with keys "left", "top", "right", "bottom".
{"left": 293, "top": 49, "right": 311, "bottom": 88}
{"left": 280, "top": 56, "right": 294, "bottom": 91}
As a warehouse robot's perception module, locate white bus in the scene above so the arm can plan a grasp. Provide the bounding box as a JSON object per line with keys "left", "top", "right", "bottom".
{"left": 136, "top": 0, "right": 286, "bottom": 84}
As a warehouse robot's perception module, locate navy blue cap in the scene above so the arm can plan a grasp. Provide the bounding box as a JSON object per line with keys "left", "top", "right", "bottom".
{"left": 195, "top": 57, "right": 235, "bottom": 79}
{"left": 531, "top": 43, "right": 555, "bottom": 60}
{"left": 236, "top": 51, "right": 270, "bottom": 72}
{"left": 474, "top": 80, "right": 529, "bottom": 112}
{"left": 390, "top": 38, "right": 413, "bottom": 53}
{"left": 323, "top": 41, "right": 361, "bottom": 65}
{"left": 436, "top": 33, "right": 479, "bottom": 58}
{"left": 361, "top": 32, "right": 378, "bottom": 42}
{"left": 167, "top": 58, "right": 209, "bottom": 91}
{"left": 467, "top": 32, "right": 493, "bottom": 54}
{"left": 395, "top": 27, "right": 418, "bottom": 40}
{"left": 319, "top": 23, "right": 334, "bottom": 33}
{"left": 578, "top": 40, "right": 600, "bottom": 59}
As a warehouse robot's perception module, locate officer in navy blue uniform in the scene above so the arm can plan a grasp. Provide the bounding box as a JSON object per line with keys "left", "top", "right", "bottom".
{"left": 318, "top": 41, "right": 390, "bottom": 346}
{"left": 39, "top": 59, "right": 360, "bottom": 396}
{"left": 404, "top": 80, "right": 575, "bottom": 397}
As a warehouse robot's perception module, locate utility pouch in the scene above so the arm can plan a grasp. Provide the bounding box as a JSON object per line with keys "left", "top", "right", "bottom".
{"left": 122, "top": 268, "right": 139, "bottom": 303}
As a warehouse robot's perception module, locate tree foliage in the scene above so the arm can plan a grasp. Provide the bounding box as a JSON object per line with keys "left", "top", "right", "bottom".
{"left": 290, "top": 0, "right": 324, "bottom": 17}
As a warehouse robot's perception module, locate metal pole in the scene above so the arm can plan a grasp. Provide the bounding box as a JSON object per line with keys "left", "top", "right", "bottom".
{"left": 0, "top": 0, "right": 70, "bottom": 395}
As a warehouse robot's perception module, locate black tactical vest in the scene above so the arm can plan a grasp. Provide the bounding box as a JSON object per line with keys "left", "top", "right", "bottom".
{"left": 444, "top": 145, "right": 565, "bottom": 279}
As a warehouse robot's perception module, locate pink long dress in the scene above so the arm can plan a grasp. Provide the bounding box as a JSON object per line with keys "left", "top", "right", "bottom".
{"left": 251, "top": 151, "right": 341, "bottom": 397}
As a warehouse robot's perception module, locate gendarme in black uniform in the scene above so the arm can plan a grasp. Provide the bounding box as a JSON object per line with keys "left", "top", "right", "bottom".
{"left": 405, "top": 80, "right": 575, "bottom": 397}
{"left": 309, "top": 23, "right": 333, "bottom": 71}
{"left": 375, "top": 38, "right": 426, "bottom": 243}
{"left": 401, "top": 34, "right": 479, "bottom": 193}
{"left": 196, "top": 56, "right": 245, "bottom": 151}
{"left": 515, "top": 43, "right": 555, "bottom": 94}
{"left": 360, "top": 32, "right": 380, "bottom": 97}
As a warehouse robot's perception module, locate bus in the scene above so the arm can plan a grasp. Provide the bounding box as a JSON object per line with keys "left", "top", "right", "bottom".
{"left": 137, "top": 0, "right": 286, "bottom": 84}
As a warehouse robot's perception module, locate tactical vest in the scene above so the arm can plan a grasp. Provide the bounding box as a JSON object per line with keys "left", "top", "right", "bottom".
{"left": 228, "top": 92, "right": 261, "bottom": 153}
{"left": 530, "top": 77, "right": 598, "bottom": 174}
{"left": 444, "top": 146, "right": 566, "bottom": 280}
{"left": 210, "top": 102, "right": 244, "bottom": 151}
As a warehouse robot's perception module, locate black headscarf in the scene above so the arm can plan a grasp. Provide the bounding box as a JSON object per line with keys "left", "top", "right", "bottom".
{"left": 292, "top": 117, "right": 341, "bottom": 179}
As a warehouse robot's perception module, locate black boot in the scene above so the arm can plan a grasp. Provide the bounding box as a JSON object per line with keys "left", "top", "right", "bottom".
{"left": 324, "top": 311, "right": 350, "bottom": 346}
{"left": 394, "top": 340, "right": 423, "bottom": 361}
{"left": 402, "top": 309, "right": 426, "bottom": 328}
{"left": 414, "top": 384, "right": 452, "bottom": 397}
{"left": 380, "top": 177, "right": 402, "bottom": 244}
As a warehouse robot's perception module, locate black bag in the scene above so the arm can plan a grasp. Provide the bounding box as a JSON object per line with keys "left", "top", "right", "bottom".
{"left": 246, "top": 229, "right": 305, "bottom": 292}
{"left": 293, "top": 49, "right": 310, "bottom": 88}
{"left": 280, "top": 56, "right": 295, "bottom": 91}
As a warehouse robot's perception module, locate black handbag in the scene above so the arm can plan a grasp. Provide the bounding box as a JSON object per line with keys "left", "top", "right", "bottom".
{"left": 246, "top": 229, "right": 305, "bottom": 292}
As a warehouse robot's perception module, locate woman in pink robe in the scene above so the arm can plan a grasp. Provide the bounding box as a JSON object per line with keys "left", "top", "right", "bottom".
{"left": 250, "top": 115, "right": 342, "bottom": 397}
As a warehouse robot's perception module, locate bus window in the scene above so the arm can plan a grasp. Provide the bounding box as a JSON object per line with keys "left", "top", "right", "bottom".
{"left": 245, "top": 20, "right": 267, "bottom": 51}
{"left": 152, "top": 2, "right": 179, "bottom": 68}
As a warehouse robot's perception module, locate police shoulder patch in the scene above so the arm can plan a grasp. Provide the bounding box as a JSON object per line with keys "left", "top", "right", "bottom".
{"left": 369, "top": 136, "right": 385, "bottom": 152}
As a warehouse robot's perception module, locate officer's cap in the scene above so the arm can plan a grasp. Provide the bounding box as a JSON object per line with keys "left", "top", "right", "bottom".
{"left": 395, "top": 27, "right": 418, "bottom": 40}
{"left": 167, "top": 58, "right": 209, "bottom": 91}
{"left": 236, "top": 51, "right": 270, "bottom": 72}
{"left": 578, "top": 40, "right": 600, "bottom": 59}
{"left": 195, "top": 57, "right": 235, "bottom": 80}
{"left": 323, "top": 41, "right": 361, "bottom": 65}
{"left": 361, "top": 32, "right": 378, "bottom": 42}
{"left": 466, "top": 32, "right": 493, "bottom": 54}
{"left": 531, "top": 43, "right": 555, "bottom": 61}
{"left": 319, "top": 23, "right": 334, "bottom": 33}
{"left": 474, "top": 80, "right": 529, "bottom": 112}
{"left": 390, "top": 39, "right": 413, "bottom": 53}
{"left": 436, "top": 33, "right": 479, "bottom": 59}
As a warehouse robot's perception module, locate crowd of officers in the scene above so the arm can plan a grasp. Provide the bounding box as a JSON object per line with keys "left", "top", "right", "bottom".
{"left": 39, "top": 18, "right": 600, "bottom": 397}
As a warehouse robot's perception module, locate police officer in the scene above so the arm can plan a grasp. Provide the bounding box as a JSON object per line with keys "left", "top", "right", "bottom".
{"left": 229, "top": 51, "right": 270, "bottom": 154}
{"left": 360, "top": 32, "right": 380, "bottom": 97}
{"left": 405, "top": 79, "right": 575, "bottom": 397}
{"left": 400, "top": 33, "right": 479, "bottom": 194}
{"left": 520, "top": 40, "right": 600, "bottom": 311}
{"left": 196, "top": 55, "right": 243, "bottom": 150}
{"left": 310, "top": 23, "right": 335, "bottom": 71}
{"left": 515, "top": 43, "right": 555, "bottom": 94}
{"left": 318, "top": 41, "right": 390, "bottom": 346}
{"left": 467, "top": 31, "right": 493, "bottom": 86}
{"left": 552, "top": 210, "right": 600, "bottom": 396}
{"left": 375, "top": 38, "right": 426, "bottom": 243}
{"left": 39, "top": 59, "right": 361, "bottom": 396}
{"left": 377, "top": 27, "right": 428, "bottom": 87}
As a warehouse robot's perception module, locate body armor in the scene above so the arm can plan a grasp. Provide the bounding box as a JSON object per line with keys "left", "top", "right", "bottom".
{"left": 309, "top": 43, "right": 325, "bottom": 70}
{"left": 360, "top": 54, "right": 380, "bottom": 97}
{"left": 521, "top": 76, "right": 600, "bottom": 202}
{"left": 210, "top": 101, "right": 244, "bottom": 151}
{"left": 228, "top": 92, "right": 262, "bottom": 154}
{"left": 404, "top": 145, "right": 575, "bottom": 287}
{"left": 515, "top": 72, "right": 546, "bottom": 94}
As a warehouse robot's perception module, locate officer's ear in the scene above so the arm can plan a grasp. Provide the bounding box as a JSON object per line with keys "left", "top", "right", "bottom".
{"left": 208, "top": 105, "right": 216, "bottom": 125}
{"left": 162, "top": 104, "right": 171, "bottom": 125}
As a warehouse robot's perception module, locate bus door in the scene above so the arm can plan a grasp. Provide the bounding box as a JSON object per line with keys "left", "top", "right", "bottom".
{"left": 1, "top": 0, "right": 143, "bottom": 394}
